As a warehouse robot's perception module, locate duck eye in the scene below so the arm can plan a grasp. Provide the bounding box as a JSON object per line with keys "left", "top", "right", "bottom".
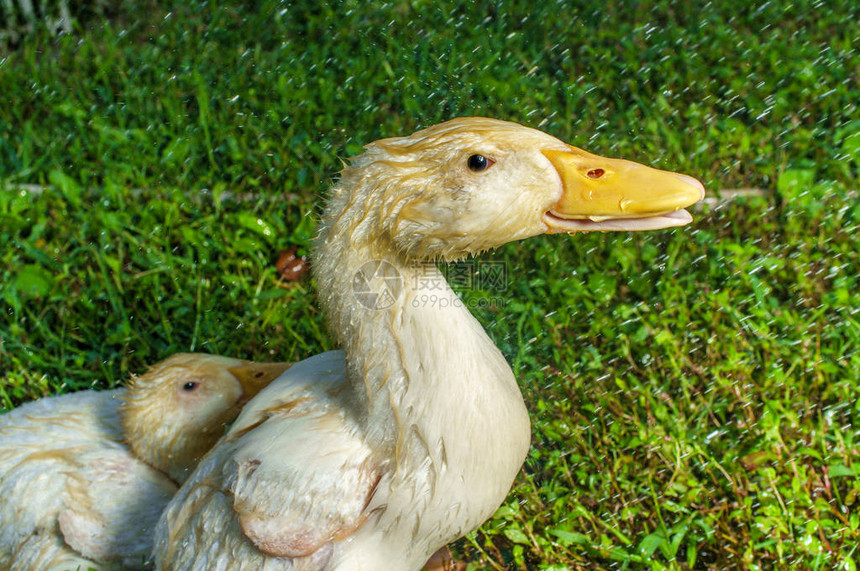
{"left": 467, "top": 154, "right": 493, "bottom": 172}
{"left": 182, "top": 382, "right": 198, "bottom": 392}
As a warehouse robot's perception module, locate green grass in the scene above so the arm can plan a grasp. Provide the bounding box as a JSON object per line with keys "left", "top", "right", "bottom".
{"left": 1, "top": 1, "right": 859, "bottom": 568}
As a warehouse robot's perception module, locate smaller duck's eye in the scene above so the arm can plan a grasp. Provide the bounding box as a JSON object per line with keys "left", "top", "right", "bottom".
{"left": 467, "top": 154, "right": 493, "bottom": 172}
{"left": 182, "top": 382, "right": 198, "bottom": 392}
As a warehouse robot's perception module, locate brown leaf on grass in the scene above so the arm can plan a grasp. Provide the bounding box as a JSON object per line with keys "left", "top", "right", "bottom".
{"left": 740, "top": 450, "right": 775, "bottom": 471}
{"left": 275, "top": 247, "right": 309, "bottom": 281}
{"left": 422, "top": 547, "right": 467, "bottom": 571}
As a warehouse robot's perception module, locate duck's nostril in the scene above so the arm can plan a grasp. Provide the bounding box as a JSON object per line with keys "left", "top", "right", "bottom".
{"left": 586, "top": 168, "right": 605, "bottom": 179}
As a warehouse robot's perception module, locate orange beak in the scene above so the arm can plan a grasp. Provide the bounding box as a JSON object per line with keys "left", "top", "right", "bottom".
{"left": 227, "top": 361, "right": 291, "bottom": 402}
{"left": 541, "top": 146, "right": 705, "bottom": 233}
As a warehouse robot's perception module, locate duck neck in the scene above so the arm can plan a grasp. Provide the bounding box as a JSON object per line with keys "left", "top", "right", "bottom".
{"left": 314, "top": 226, "right": 529, "bottom": 462}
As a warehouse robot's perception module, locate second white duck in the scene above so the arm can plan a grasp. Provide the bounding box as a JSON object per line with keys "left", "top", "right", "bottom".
{"left": 0, "top": 353, "right": 288, "bottom": 570}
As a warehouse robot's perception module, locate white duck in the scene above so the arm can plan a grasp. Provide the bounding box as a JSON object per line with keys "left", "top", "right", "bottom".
{"left": 0, "top": 353, "right": 289, "bottom": 571}
{"left": 153, "top": 117, "right": 704, "bottom": 570}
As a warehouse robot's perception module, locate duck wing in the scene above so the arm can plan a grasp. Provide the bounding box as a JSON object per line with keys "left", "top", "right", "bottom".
{"left": 59, "top": 448, "right": 176, "bottom": 564}
{"left": 156, "top": 351, "right": 382, "bottom": 567}
{"left": 227, "top": 399, "right": 380, "bottom": 558}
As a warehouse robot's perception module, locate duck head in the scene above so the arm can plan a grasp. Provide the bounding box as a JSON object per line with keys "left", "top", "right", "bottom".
{"left": 333, "top": 117, "right": 704, "bottom": 262}
{"left": 121, "top": 353, "right": 290, "bottom": 483}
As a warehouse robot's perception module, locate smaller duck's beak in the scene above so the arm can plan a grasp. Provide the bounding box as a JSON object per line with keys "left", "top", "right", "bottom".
{"left": 541, "top": 146, "right": 705, "bottom": 233}
{"left": 227, "top": 361, "right": 291, "bottom": 401}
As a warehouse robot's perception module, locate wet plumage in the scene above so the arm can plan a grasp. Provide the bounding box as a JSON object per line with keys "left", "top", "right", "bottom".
{"left": 154, "top": 118, "right": 703, "bottom": 570}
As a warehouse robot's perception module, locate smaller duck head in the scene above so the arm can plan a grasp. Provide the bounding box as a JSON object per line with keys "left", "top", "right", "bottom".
{"left": 121, "top": 353, "right": 290, "bottom": 483}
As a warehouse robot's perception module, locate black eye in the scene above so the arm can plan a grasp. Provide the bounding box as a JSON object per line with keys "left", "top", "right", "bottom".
{"left": 182, "top": 382, "right": 198, "bottom": 392}
{"left": 467, "top": 154, "right": 493, "bottom": 172}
